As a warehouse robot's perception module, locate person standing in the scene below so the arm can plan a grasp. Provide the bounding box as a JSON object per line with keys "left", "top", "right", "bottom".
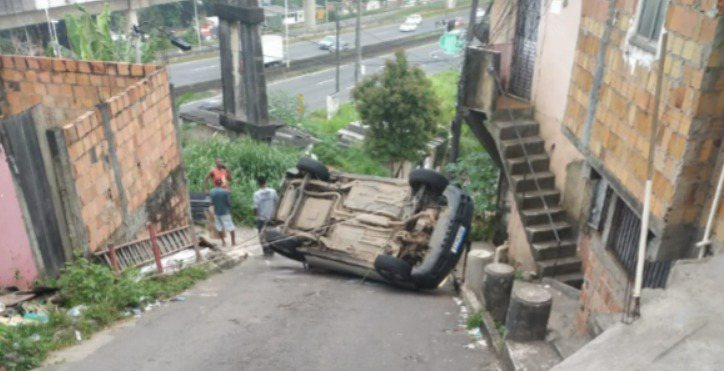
{"left": 253, "top": 176, "right": 278, "bottom": 256}
{"left": 210, "top": 178, "right": 236, "bottom": 247}
{"left": 204, "top": 158, "right": 231, "bottom": 190}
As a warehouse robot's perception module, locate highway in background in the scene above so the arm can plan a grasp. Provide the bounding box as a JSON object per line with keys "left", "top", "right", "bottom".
{"left": 168, "top": 9, "right": 467, "bottom": 88}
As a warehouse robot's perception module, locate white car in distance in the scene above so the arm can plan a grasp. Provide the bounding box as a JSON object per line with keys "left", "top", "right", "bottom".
{"left": 405, "top": 13, "right": 422, "bottom": 25}
{"left": 399, "top": 21, "right": 418, "bottom": 32}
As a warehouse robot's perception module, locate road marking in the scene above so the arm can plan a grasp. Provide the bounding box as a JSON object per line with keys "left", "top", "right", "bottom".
{"left": 315, "top": 78, "right": 335, "bottom": 86}
{"left": 191, "top": 65, "right": 218, "bottom": 72}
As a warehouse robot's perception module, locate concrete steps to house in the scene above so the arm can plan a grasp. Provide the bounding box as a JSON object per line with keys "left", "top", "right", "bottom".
{"left": 526, "top": 221, "right": 573, "bottom": 243}
{"left": 521, "top": 206, "right": 566, "bottom": 225}
{"left": 508, "top": 154, "right": 550, "bottom": 175}
{"left": 494, "top": 120, "right": 540, "bottom": 140}
{"left": 532, "top": 239, "right": 578, "bottom": 260}
{"left": 492, "top": 113, "right": 583, "bottom": 287}
{"left": 517, "top": 189, "right": 561, "bottom": 210}
{"left": 554, "top": 272, "right": 584, "bottom": 289}
{"left": 537, "top": 256, "right": 582, "bottom": 276}
{"left": 511, "top": 171, "right": 556, "bottom": 193}
{"left": 502, "top": 137, "right": 546, "bottom": 158}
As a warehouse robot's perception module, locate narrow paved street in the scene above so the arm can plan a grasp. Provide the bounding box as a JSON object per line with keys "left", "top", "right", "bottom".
{"left": 44, "top": 242, "right": 500, "bottom": 371}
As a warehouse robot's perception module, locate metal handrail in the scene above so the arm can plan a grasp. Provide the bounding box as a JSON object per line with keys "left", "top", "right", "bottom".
{"left": 489, "top": 67, "right": 564, "bottom": 274}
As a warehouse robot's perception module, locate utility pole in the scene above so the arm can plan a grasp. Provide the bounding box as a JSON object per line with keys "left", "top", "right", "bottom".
{"left": 354, "top": 0, "right": 362, "bottom": 83}
{"left": 335, "top": 7, "right": 340, "bottom": 93}
{"left": 448, "top": 0, "right": 480, "bottom": 163}
{"left": 284, "top": 0, "right": 290, "bottom": 68}
{"left": 192, "top": 0, "right": 202, "bottom": 46}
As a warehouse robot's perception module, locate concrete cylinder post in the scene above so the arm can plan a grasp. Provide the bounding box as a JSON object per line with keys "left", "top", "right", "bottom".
{"left": 483, "top": 263, "right": 514, "bottom": 322}
{"left": 465, "top": 247, "right": 494, "bottom": 300}
{"left": 505, "top": 282, "right": 552, "bottom": 342}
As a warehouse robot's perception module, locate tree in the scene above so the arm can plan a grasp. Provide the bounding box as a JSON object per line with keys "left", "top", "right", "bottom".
{"left": 352, "top": 51, "right": 441, "bottom": 174}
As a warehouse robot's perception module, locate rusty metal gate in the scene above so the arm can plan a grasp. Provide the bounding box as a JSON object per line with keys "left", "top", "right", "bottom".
{"left": 0, "top": 110, "right": 66, "bottom": 276}
{"left": 608, "top": 198, "right": 671, "bottom": 288}
{"left": 509, "top": 0, "right": 540, "bottom": 100}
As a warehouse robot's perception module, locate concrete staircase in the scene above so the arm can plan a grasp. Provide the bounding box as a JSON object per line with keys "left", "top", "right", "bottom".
{"left": 490, "top": 114, "right": 582, "bottom": 286}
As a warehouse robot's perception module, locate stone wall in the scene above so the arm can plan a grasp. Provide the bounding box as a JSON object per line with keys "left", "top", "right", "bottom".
{"left": 0, "top": 55, "right": 189, "bottom": 253}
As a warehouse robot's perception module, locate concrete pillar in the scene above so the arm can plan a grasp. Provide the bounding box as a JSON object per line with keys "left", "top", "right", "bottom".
{"left": 483, "top": 263, "right": 515, "bottom": 322}
{"left": 218, "top": 20, "right": 243, "bottom": 116}
{"left": 125, "top": 7, "right": 139, "bottom": 34}
{"left": 304, "top": 0, "right": 316, "bottom": 28}
{"left": 213, "top": 0, "right": 275, "bottom": 139}
{"left": 505, "top": 282, "right": 553, "bottom": 341}
{"left": 465, "top": 246, "right": 494, "bottom": 300}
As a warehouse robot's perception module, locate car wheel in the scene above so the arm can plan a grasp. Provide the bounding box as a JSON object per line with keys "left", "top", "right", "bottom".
{"left": 409, "top": 169, "right": 449, "bottom": 195}
{"left": 297, "top": 157, "right": 331, "bottom": 181}
{"left": 264, "top": 229, "right": 306, "bottom": 262}
{"left": 374, "top": 254, "right": 412, "bottom": 285}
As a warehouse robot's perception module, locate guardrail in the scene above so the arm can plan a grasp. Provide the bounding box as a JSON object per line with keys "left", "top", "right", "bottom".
{"left": 172, "top": 29, "right": 444, "bottom": 97}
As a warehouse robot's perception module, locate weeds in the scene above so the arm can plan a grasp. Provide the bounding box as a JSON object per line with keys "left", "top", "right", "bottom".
{"left": 466, "top": 311, "right": 483, "bottom": 330}
{"left": 1, "top": 258, "right": 209, "bottom": 371}
{"left": 183, "top": 136, "right": 298, "bottom": 225}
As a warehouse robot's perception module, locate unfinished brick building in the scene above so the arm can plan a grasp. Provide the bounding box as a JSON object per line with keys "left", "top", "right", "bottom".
{"left": 0, "top": 55, "right": 190, "bottom": 288}
{"left": 462, "top": 0, "right": 723, "bottom": 332}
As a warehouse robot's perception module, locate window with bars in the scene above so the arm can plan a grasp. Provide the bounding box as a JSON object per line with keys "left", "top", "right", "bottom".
{"left": 607, "top": 198, "right": 671, "bottom": 288}
{"left": 631, "top": 0, "right": 668, "bottom": 52}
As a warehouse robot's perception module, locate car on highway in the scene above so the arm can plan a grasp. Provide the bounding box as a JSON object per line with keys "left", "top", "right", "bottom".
{"left": 318, "top": 35, "right": 335, "bottom": 50}
{"left": 327, "top": 39, "right": 351, "bottom": 52}
{"left": 262, "top": 158, "right": 474, "bottom": 290}
{"left": 399, "top": 21, "right": 418, "bottom": 32}
{"left": 405, "top": 13, "right": 422, "bottom": 25}
{"left": 317, "top": 35, "right": 349, "bottom": 50}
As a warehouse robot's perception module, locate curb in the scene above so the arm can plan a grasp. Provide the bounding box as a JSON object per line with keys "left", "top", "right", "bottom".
{"left": 461, "top": 286, "right": 515, "bottom": 371}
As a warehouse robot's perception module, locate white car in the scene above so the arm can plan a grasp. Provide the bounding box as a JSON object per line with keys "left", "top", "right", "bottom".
{"left": 399, "top": 21, "right": 418, "bottom": 32}
{"left": 405, "top": 14, "right": 422, "bottom": 25}
{"left": 476, "top": 8, "right": 486, "bottom": 18}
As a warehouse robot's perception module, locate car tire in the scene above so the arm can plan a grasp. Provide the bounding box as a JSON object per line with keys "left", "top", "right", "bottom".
{"left": 264, "top": 230, "right": 306, "bottom": 262}
{"left": 297, "top": 157, "right": 330, "bottom": 182}
{"left": 409, "top": 169, "right": 449, "bottom": 195}
{"left": 374, "top": 254, "right": 412, "bottom": 285}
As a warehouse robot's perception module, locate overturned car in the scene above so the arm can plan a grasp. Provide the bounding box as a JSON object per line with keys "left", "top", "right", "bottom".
{"left": 262, "top": 158, "right": 474, "bottom": 290}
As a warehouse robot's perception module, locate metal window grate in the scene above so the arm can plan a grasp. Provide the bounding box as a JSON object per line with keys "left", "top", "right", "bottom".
{"left": 608, "top": 198, "right": 671, "bottom": 288}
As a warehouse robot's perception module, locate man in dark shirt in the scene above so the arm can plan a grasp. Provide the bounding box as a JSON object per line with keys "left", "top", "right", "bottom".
{"left": 210, "top": 178, "right": 236, "bottom": 246}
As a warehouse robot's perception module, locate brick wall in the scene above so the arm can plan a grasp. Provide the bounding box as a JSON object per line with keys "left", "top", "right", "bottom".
{"left": 59, "top": 68, "right": 189, "bottom": 251}
{"left": 560, "top": 0, "right": 724, "bottom": 323}
{"left": 0, "top": 55, "right": 153, "bottom": 125}
{"left": 0, "top": 55, "right": 189, "bottom": 253}
{"left": 563, "top": 1, "right": 723, "bottom": 252}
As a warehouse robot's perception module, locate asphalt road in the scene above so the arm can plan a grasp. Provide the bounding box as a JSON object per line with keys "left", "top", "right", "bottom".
{"left": 180, "top": 42, "right": 462, "bottom": 115}
{"left": 167, "top": 9, "right": 467, "bottom": 87}
{"left": 44, "top": 246, "right": 500, "bottom": 370}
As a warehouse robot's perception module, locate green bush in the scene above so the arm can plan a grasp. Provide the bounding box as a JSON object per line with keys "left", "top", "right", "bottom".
{"left": 312, "top": 137, "right": 389, "bottom": 176}
{"left": 1, "top": 258, "right": 209, "bottom": 370}
{"left": 446, "top": 151, "right": 499, "bottom": 241}
{"left": 183, "top": 136, "right": 298, "bottom": 225}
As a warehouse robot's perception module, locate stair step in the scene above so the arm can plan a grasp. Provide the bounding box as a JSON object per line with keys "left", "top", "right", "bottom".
{"left": 512, "top": 171, "right": 556, "bottom": 193}
{"left": 532, "top": 239, "right": 578, "bottom": 260}
{"left": 553, "top": 272, "right": 584, "bottom": 289}
{"left": 502, "top": 137, "right": 545, "bottom": 158}
{"left": 526, "top": 221, "right": 573, "bottom": 243}
{"left": 521, "top": 206, "right": 566, "bottom": 225}
{"left": 538, "top": 256, "right": 582, "bottom": 276}
{"left": 508, "top": 154, "right": 550, "bottom": 175}
{"left": 518, "top": 189, "right": 561, "bottom": 210}
{"left": 495, "top": 120, "right": 540, "bottom": 140}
